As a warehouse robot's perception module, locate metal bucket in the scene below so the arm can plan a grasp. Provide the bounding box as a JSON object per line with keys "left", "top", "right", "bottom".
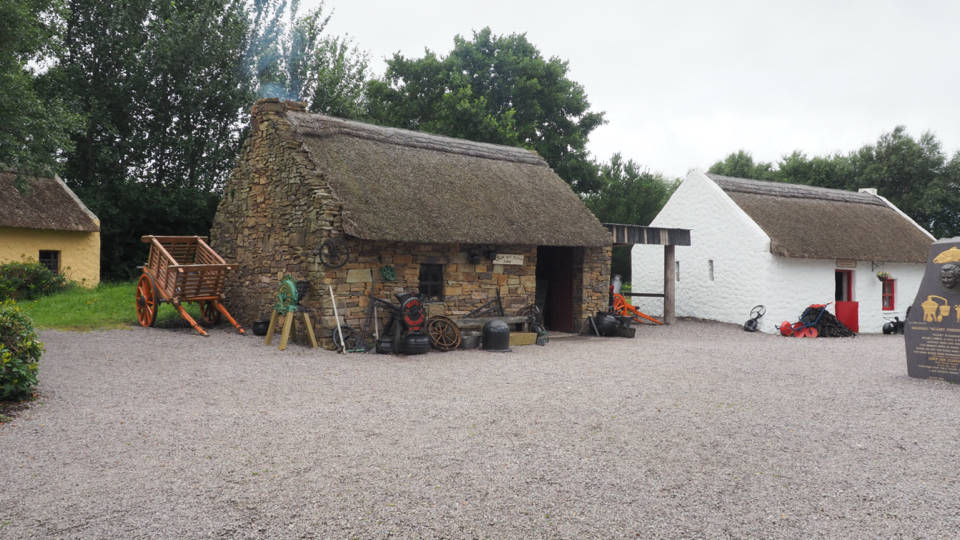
{"left": 481, "top": 319, "right": 511, "bottom": 352}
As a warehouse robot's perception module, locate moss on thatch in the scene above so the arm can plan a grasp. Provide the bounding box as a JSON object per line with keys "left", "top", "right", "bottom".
{"left": 0, "top": 171, "right": 99, "bottom": 232}
{"left": 708, "top": 174, "right": 932, "bottom": 263}
{"left": 288, "top": 113, "right": 611, "bottom": 247}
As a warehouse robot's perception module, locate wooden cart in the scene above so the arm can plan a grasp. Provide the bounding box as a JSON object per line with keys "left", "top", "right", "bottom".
{"left": 135, "top": 236, "right": 244, "bottom": 337}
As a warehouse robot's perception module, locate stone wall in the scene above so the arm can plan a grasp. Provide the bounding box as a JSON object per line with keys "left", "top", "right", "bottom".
{"left": 211, "top": 98, "right": 611, "bottom": 347}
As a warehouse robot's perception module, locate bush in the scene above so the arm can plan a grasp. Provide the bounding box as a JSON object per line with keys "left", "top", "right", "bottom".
{"left": 0, "top": 301, "right": 43, "bottom": 400}
{"left": 0, "top": 260, "right": 70, "bottom": 301}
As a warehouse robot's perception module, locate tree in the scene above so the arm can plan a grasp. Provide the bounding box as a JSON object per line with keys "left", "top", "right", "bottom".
{"left": 584, "top": 153, "right": 678, "bottom": 280}
{"left": 249, "top": 1, "right": 369, "bottom": 118}
{"left": 366, "top": 27, "right": 606, "bottom": 193}
{"left": 44, "top": 0, "right": 252, "bottom": 279}
{"left": 0, "top": 0, "right": 81, "bottom": 181}
{"left": 707, "top": 150, "right": 776, "bottom": 181}
{"left": 708, "top": 127, "right": 960, "bottom": 238}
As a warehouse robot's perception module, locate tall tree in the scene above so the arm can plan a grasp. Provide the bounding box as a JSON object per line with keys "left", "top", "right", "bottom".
{"left": 44, "top": 0, "right": 252, "bottom": 280}
{"left": 366, "top": 27, "right": 606, "bottom": 193}
{"left": 708, "top": 127, "right": 960, "bottom": 238}
{"left": 0, "top": 0, "right": 81, "bottom": 180}
{"left": 584, "top": 153, "right": 678, "bottom": 280}
{"left": 249, "top": 0, "right": 369, "bottom": 118}
{"left": 707, "top": 150, "right": 776, "bottom": 181}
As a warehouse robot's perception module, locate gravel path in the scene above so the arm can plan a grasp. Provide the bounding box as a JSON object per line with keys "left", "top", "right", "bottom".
{"left": 1, "top": 320, "right": 959, "bottom": 539}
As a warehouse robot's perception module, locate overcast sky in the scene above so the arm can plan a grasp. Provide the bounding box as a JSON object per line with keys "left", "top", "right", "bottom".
{"left": 308, "top": 0, "right": 959, "bottom": 179}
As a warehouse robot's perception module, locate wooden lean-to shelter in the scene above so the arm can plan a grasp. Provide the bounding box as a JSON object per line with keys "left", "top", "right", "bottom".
{"left": 210, "top": 99, "right": 612, "bottom": 346}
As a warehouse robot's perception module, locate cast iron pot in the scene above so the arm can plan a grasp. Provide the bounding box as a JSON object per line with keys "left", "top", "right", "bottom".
{"left": 252, "top": 319, "right": 270, "bottom": 336}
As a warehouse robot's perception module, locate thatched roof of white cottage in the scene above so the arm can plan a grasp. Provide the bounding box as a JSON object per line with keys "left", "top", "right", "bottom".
{"left": 286, "top": 112, "right": 611, "bottom": 247}
{"left": 707, "top": 174, "right": 932, "bottom": 263}
{"left": 0, "top": 170, "right": 99, "bottom": 232}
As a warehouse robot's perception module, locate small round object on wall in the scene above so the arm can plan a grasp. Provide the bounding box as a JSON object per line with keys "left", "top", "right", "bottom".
{"left": 319, "top": 238, "right": 349, "bottom": 268}
{"left": 381, "top": 265, "right": 397, "bottom": 281}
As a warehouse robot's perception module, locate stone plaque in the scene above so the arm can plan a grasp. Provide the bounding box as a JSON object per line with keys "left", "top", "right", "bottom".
{"left": 905, "top": 237, "right": 960, "bottom": 382}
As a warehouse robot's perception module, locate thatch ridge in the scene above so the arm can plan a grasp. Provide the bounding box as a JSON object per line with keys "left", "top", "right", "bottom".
{"left": 708, "top": 173, "right": 931, "bottom": 263}
{"left": 0, "top": 171, "right": 100, "bottom": 232}
{"left": 287, "top": 112, "right": 610, "bottom": 247}
{"left": 287, "top": 112, "right": 547, "bottom": 167}
{"left": 707, "top": 173, "right": 886, "bottom": 206}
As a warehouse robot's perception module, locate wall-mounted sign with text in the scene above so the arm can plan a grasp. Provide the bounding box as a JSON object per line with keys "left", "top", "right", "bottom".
{"left": 492, "top": 254, "right": 524, "bottom": 266}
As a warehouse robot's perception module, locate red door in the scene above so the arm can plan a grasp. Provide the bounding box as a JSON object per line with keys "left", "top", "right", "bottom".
{"left": 834, "top": 270, "right": 859, "bottom": 332}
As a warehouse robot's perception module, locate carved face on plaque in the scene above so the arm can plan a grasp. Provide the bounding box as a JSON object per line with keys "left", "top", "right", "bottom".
{"left": 941, "top": 263, "right": 960, "bottom": 290}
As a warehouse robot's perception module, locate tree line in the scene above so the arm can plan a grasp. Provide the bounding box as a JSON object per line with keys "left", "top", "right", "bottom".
{"left": 13, "top": 1, "right": 953, "bottom": 283}
{"left": 3, "top": 0, "right": 671, "bottom": 280}
{"left": 708, "top": 127, "right": 960, "bottom": 240}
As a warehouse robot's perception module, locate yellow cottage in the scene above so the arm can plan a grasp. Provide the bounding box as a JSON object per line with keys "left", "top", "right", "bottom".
{"left": 0, "top": 171, "right": 100, "bottom": 286}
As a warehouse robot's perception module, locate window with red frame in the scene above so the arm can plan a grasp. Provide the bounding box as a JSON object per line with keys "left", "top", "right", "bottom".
{"left": 881, "top": 280, "right": 895, "bottom": 310}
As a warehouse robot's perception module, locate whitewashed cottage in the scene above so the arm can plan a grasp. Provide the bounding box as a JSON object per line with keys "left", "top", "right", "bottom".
{"left": 631, "top": 171, "right": 934, "bottom": 334}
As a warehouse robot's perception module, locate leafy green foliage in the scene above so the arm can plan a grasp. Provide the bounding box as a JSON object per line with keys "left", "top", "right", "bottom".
{"left": 249, "top": 1, "right": 369, "bottom": 118}
{"left": 44, "top": 0, "right": 252, "bottom": 279}
{"left": 708, "top": 127, "right": 960, "bottom": 238}
{"left": 0, "top": 301, "right": 43, "bottom": 400}
{"left": 707, "top": 150, "right": 777, "bottom": 181}
{"left": 0, "top": 0, "right": 82, "bottom": 179}
{"left": 584, "top": 154, "right": 678, "bottom": 280}
{"left": 366, "top": 27, "right": 606, "bottom": 193}
{"left": 0, "top": 261, "right": 70, "bottom": 301}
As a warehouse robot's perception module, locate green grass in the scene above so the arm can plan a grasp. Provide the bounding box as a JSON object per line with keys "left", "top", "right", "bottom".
{"left": 20, "top": 281, "right": 204, "bottom": 331}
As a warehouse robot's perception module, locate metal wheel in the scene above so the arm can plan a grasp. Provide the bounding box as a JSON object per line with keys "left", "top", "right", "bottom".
{"left": 319, "top": 238, "right": 349, "bottom": 268}
{"left": 333, "top": 325, "right": 360, "bottom": 352}
{"left": 200, "top": 300, "right": 222, "bottom": 325}
{"left": 517, "top": 304, "right": 545, "bottom": 328}
{"left": 381, "top": 265, "right": 396, "bottom": 281}
{"left": 750, "top": 305, "right": 766, "bottom": 319}
{"left": 135, "top": 273, "right": 159, "bottom": 327}
{"left": 401, "top": 297, "right": 426, "bottom": 332}
{"left": 277, "top": 277, "right": 297, "bottom": 312}
{"left": 427, "top": 316, "right": 461, "bottom": 351}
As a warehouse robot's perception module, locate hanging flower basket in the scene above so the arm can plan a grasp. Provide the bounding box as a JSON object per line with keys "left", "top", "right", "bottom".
{"left": 876, "top": 271, "right": 892, "bottom": 282}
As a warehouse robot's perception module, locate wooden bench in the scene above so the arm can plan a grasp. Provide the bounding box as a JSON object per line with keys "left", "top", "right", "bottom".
{"left": 453, "top": 316, "right": 530, "bottom": 333}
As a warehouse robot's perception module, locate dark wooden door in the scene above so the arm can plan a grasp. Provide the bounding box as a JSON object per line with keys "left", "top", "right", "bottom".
{"left": 537, "top": 246, "right": 575, "bottom": 332}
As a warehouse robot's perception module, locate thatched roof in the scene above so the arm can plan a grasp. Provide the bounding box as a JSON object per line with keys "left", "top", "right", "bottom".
{"left": 287, "top": 113, "right": 611, "bottom": 247}
{"left": 707, "top": 174, "right": 932, "bottom": 263}
{"left": 0, "top": 171, "right": 99, "bottom": 232}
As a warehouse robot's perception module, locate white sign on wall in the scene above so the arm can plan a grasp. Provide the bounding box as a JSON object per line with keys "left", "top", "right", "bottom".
{"left": 492, "top": 254, "right": 524, "bottom": 266}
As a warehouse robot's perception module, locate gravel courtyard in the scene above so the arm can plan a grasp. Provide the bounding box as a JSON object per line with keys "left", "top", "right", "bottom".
{"left": 1, "top": 320, "right": 958, "bottom": 539}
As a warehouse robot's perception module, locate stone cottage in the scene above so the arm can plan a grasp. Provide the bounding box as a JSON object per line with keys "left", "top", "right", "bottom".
{"left": 210, "top": 99, "right": 612, "bottom": 344}
{"left": 0, "top": 170, "right": 101, "bottom": 286}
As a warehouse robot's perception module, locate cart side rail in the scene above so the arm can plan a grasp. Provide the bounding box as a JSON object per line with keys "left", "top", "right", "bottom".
{"left": 195, "top": 237, "right": 228, "bottom": 266}
{"left": 169, "top": 265, "right": 230, "bottom": 300}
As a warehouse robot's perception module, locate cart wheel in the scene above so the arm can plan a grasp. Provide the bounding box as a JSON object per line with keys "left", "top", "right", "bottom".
{"left": 135, "top": 274, "right": 159, "bottom": 327}
{"left": 333, "top": 325, "right": 360, "bottom": 352}
{"left": 517, "top": 304, "right": 545, "bottom": 329}
{"left": 612, "top": 295, "right": 627, "bottom": 314}
{"left": 200, "top": 300, "right": 222, "bottom": 325}
{"left": 427, "top": 316, "right": 461, "bottom": 351}
{"left": 319, "top": 238, "right": 350, "bottom": 268}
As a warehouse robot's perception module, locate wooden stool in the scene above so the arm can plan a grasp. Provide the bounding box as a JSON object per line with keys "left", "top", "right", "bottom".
{"left": 264, "top": 308, "right": 318, "bottom": 350}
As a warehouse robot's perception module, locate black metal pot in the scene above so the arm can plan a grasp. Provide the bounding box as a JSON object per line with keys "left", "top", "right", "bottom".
{"left": 375, "top": 336, "right": 394, "bottom": 354}
{"left": 252, "top": 319, "right": 270, "bottom": 336}
{"left": 594, "top": 312, "right": 618, "bottom": 337}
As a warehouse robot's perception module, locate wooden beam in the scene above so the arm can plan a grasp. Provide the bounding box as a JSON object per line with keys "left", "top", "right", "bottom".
{"left": 663, "top": 245, "right": 676, "bottom": 325}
